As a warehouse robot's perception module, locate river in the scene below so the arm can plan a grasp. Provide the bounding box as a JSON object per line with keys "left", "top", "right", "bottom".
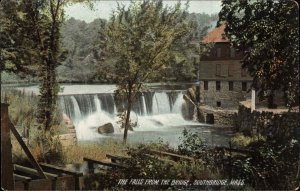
{"left": 14, "top": 83, "right": 232, "bottom": 148}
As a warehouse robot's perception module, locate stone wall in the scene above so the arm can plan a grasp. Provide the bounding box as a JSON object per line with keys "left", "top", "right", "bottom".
{"left": 58, "top": 114, "right": 77, "bottom": 147}
{"left": 200, "top": 106, "right": 237, "bottom": 127}
{"left": 235, "top": 104, "right": 300, "bottom": 140}
{"left": 183, "top": 86, "right": 239, "bottom": 126}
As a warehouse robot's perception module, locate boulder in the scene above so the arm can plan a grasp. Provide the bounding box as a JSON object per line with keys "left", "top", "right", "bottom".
{"left": 187, "top": 87, "right": 197, "bottom": 103}
{"left": 98, "top": 123, "right": 114, "bottom": 134}
{"left": 149, "top": 119, "right": 163, "bottom": 126}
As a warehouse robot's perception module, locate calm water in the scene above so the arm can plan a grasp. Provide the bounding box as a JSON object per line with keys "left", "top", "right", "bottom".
{"left": 79, "top": 125, "right": 232, "bottom": 148}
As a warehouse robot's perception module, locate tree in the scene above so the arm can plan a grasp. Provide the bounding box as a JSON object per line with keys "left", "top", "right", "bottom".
{"left": 99, "top": 0, "right": 195, "bottom": 143}
{"left": 0, "top": 0, "right": 90, "bottom": 130}
{"left": 218, "top": 0, "right": 299, "bottom": 108}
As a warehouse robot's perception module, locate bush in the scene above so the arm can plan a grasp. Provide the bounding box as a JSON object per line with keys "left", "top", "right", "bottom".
{"left": 220, "top": 133, "right": 300, "bottom": 190}
{"left": 178, "top": 128, "right": 206, "bottom": 157}
{"left": 231, "top": 133, "right": 266, "bottom": 147}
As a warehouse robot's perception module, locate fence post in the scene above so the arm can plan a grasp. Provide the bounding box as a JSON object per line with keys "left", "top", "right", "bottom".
{"left": 1, "top": 103, "right": 15, "bottom": 190}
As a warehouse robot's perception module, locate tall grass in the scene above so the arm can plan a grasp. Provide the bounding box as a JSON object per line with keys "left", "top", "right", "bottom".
{"left": 1, "top": 89, "right": 38, "bottom": 134}
{"left": 62, "top": 140, "right": 127, "bottom": 164}
{"left": 2, "top": 89, "right": 68, "bottom": 164}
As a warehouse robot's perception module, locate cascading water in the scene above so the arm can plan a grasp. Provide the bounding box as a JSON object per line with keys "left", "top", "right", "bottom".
{"left": 59, "top": 91, "right": 199, "bottom": 141}
{"left": 19, "top": 84, "right": 229, "bottom": 147}
{"left": 70, "top": 96, "right": 82, "bottom": 122}
{"left": 141, "top": 95, "right": 147, "bottom": 116}
{"left": 93, "top": 95, "right": 101, "bottom": 112}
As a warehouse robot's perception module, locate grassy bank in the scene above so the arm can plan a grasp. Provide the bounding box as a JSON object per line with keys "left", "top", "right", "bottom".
{"left": 62, "top": 140, "right": 127, "bottom": 164}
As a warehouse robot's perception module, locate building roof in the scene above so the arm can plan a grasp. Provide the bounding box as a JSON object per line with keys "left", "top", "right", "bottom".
{"left": 202, "top": 24, "right": 229, "bottom": 43}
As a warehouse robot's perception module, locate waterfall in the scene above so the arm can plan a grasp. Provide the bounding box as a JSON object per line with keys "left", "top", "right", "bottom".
{"left": 97, "top": 94, "right": 115, "bottom": 115}
{"left": 141, "top": 94, "right": 147, "bottom": 116}
{"left": 94, "top": 95, "right": 101, "bottom": 113}
{"left": 152, "top": 92, "right": 171, "bottom": 114}
{"left": 59, "top": 91, "right": 197, "bottom": 141}
{"left": 70, "top": 96, "right": 81, "bottom": 122}
{"left": 172, "top": 92, "right": 184, "bottom": 114}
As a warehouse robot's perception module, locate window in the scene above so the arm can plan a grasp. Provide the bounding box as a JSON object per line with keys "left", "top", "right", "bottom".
{"left": 228, "top": 64, "right": 234, "bottom": 77}
{"left": 230, "top": 48, "right": 236, "bottom": 58}
{"left": 216, "top": 64, "right": 221, "bottom": 76}
{"left": 217, "top": 47, "right": 221, "bottom": 57}
{"left": 216, "top": 81, "right": 221, "bottom": 91}
{"left": 241, "top": 68, "right": 247, "bottom": 77}
{"left": 229, "top": 81, "right": 234, "bottom": 91}
{"left": 242, "top": 82, "right": 247, "bottom": 91}
{"left": 204, "top": 81, "right": 208, "bottom": 90}
{"left": 216, "top": 101, "right": 221, "bottom": 107}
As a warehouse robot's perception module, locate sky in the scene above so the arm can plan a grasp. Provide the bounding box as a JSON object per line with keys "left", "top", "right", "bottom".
{"left": 65, "top": 0, "right": 222, "bottom": 23}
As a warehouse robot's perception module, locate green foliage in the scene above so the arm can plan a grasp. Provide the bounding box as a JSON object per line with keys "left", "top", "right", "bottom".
{"left": 58, "top": 18, "right": 106, "bottom": 83}
{"left": 178, "top": 129, "right": 300, "bottom": 190}
{"left": 80, "top": 129, "right": 299, "bottom": 190}
{"left": 1, "top": 11, "right": 217, "bottom": 84}
{"left": 178, "top": 128, "right": 206, "bottom": 156}
{"left": 83, "top": 141, "right": 219, "bottom": 190}
{"left": 218, "top": 0, "right": 299, "bottom": 107}
{"left": 56, "top": 12, "right": 218, "bottom": 83}
{"left": 1, "top": 0, "right": 95, "bottom": 130}
{"left": 0, "top": 1, "right": 37, "bottom": 75}
{"left": 99, "top": 0, "right": 196, "bottom": 142}
{"left": 0, "top": 0, "right": 64, "bottom": 130}
{"left": 99, "top": 0, "right": 195, "bottom": 83}
{"left": 230, "top": 138, "right": 299, "bottom": 189}
{"left": 231, "top": 133, "right": 265, "bottom": 147}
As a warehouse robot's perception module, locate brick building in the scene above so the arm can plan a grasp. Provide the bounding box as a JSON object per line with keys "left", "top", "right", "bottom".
{"left": 199, "top": 25, "right": 252, "bottom": 109}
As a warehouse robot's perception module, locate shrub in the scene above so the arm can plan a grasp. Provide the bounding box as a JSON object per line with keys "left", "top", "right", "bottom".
{"left": 231, "top": 133, "right": 266, "bottom": 147}
{"left": 178, "top": 128, "right": 206, "bottom": 157}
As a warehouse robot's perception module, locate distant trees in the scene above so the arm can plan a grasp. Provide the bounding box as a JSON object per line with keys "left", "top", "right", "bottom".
{"left": 98, "top": 0, "right": 195, "bottom": 143}
{"left": 58, "top": 18, "right": 106, "bottom": 83}
{"left": 56, "top": 12, "right": 218, "bottom": 83}
{"left": 218, "top": 0, "right": 299, "bottom": 108}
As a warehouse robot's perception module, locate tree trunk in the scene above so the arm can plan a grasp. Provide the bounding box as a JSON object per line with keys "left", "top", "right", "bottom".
{"left": 123, "top": 91, "right": 133, "bottom": 144}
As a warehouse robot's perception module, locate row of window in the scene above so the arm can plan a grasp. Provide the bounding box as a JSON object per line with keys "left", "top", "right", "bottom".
{"left": 215, "top": 64, "right": 247, "bottom": 77}
{"left": 215, "top": 47, "right": 236, "bottom": 58}
{"left": 203, "top": 81, "right": 248, "bottom": 91}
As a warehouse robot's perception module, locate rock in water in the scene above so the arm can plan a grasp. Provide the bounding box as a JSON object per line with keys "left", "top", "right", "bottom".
{"left": 187, "top": 87, "right": 197, "bottom": 103}
{"left": 149, "top": 119, "right": 163, "bottom": 126}
{"left": 98, "top": 123, "right": 114, "bottom": 134}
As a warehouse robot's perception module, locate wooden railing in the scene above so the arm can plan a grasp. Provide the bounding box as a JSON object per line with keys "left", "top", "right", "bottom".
{"left": 1, "top": 103, "right": 83, "bottom": 190}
